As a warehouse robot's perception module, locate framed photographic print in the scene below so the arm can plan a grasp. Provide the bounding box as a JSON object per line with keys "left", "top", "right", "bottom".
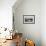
{"left": 23, "top": 15, "right": 35, "bottom": 24}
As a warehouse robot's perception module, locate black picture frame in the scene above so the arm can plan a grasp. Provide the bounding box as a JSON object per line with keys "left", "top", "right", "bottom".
{"left": 23, "top": 15, "right": 35, "bottom": 24}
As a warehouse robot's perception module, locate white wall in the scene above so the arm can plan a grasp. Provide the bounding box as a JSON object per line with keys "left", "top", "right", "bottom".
{"left": 41, "top": 0, "right": 46, "bottom": 46}
{"left": 0, "top": 0, "right": 16, "bottom": 29}
{"left": 13, "top": 0, "right": 46, "bottom": 46}
{"left": 13, "top": 0, "right": 41, "bottom": 46}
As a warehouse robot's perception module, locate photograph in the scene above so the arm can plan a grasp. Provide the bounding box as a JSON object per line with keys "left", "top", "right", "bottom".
{"left": 23, "top": 15, "right": 35, "bottom": 24}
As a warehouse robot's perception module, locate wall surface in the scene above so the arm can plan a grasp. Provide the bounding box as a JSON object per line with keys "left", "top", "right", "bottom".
{"left": 13, "top": 0, "right": 41, "bottom": 46}
{"left": 0, "top": 0, "right": 16, "bottom": 29}
{"left": 13, "top": 0, "right": 46, "bottom": 46}
{"left": 41, "top": 0, "right": 46, "bottom": 46}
